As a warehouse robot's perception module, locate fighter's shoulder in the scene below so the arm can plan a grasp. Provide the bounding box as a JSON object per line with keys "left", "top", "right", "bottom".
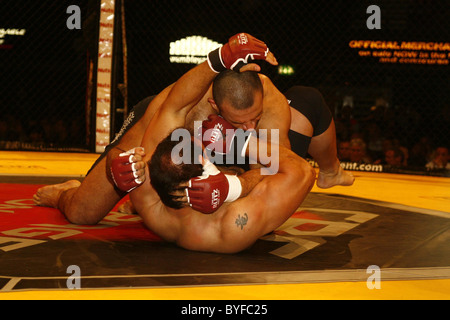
{"left": 259, "top": 76, "right": 290, "bottom": 128}
{"left": 259, "top": 75, "right": 287, "bottom": 105}
{"left": 258, "top": 73, "right": 278, "bottom": 92}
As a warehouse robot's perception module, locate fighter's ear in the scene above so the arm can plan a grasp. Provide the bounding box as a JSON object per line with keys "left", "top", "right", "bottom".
{"left": 208, "top": 98, "right": 219, "bottom": 113}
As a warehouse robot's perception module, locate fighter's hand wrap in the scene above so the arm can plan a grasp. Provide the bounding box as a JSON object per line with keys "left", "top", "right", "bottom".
{"left": 186, "top": 160, "right": 242, "bottom": 214}
{"left": 207, "top": 33, "right": 269, "bottom": 72}
{"left": 110, "top": 147, "right": 145, "bottom": 192}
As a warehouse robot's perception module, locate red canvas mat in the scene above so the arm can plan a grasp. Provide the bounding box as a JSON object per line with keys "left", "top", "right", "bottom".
{"left": 0, "top": 183, "right": 161, "bottom": 243}
{"left": 1, "top": 182, "right": 449, "bottom": 292}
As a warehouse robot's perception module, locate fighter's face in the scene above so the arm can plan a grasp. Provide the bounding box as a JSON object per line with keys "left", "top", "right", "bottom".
{"left": 218, "top": 92, "right": 263, "bottom": 131}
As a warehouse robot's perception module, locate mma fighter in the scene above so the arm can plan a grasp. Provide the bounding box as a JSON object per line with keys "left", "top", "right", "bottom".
{"left": 34, "top": 34, "right": 353, "bottom": 237}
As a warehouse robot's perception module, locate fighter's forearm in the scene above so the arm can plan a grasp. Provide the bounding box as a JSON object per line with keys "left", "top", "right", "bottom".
{"left": 162, "top": 61, "right": 217, "bottom": 116}
{"left": 237, "top": 169, "right": 265, "bottom": 198}
{"left": 244, "top": 134, "right": 281, "bottom": 175}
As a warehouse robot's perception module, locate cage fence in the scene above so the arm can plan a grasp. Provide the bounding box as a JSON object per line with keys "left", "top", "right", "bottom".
{"left": 0, "top": 0, "right": 96, "bottom": 152}
{"left": 1, "top": 0, "right": 449, "bottom": 175}
{"left": 123, "top": 0, "right": 450, "bottom": 175}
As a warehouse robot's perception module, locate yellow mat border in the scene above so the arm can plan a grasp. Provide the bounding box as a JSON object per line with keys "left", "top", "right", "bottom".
{"left": 1, "top": 279, "right": 449, "bottom": 300}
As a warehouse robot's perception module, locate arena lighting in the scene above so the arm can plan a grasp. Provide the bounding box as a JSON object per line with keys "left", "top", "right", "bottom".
{"left": 278, "top": 65, "right": 294, "bottom": 75}
{"left": 0, "top": 28, "right": 26, "bottom": 46}
{"left": 169, "top": 36, "right": 221, "bottom": 64}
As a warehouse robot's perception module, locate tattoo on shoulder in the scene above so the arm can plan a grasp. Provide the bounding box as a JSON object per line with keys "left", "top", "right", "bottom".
{"left": 235, "top": 213, "right": 248, "bottom": 230}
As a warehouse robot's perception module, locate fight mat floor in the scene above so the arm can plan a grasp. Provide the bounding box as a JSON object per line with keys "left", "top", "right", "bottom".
{"left": 0, "top": 151, "right": 449, "bottom": 300}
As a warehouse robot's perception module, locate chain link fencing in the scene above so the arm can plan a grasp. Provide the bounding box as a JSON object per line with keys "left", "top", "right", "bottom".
{"left": 0, "top": 0, "right": 94, "bottom": 152}
{"left": 123, "top": 0, "right": 450, "bottom": 176}
{"left": 1, "top": 0, "right": 449, "bottom": 176}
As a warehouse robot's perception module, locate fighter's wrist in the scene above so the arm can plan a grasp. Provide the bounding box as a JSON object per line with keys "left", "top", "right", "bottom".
{"left": 207, "top": 47, "right": 226, "bottom": 73}
{"left": 224, "top": 174, "right": 242, "bottom": 202}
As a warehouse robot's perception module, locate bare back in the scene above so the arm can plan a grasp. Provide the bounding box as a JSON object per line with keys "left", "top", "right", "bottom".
{"left": 133, "top": 143, "right": 314, "bottom": 254}
{"left": 129, "top": 64, "right": 312, "bottom": 253}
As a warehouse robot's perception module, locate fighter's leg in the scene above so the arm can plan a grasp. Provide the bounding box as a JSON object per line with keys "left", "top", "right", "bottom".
{"left": 33, "top": 96, "right": 155, "bottom": 223}
{"left": 33, "top": 180, "right": 81, "bottom": 209}
{"left": 56, "top": 158, "right": 123, "bottom": 224}
{"left": 285, "top": 86, "right": 354, "bottom": 188}
{"left": 310, "top": 120, "right": 354, "bottom": 188}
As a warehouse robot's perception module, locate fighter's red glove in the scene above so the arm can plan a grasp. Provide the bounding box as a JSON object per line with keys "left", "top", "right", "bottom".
{"left": 201, "top": 114, "right": 255, "bottom": 160}
{"left": 201, "top": 114, "right": 236, "bottom": 155}
{"left": 187, "top": 160, "right": 242, "bottom": 214}
{"left": 207, "top": 33, "right": 269, "bottom": 72}
{"left": 110, "top": 147, "right": 145, "bottom": 192}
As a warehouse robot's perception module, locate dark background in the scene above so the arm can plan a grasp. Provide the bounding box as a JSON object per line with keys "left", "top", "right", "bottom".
{"left": 0, "top": 1, "right": 449, "bottom": 169}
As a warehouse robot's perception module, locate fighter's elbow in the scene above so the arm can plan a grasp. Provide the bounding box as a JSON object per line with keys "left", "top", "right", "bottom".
{"left": 306, "top": 165, "right": 316, "bottom": 188}
{"left": 295, "top": 162, "right": 316, "bottom": 191}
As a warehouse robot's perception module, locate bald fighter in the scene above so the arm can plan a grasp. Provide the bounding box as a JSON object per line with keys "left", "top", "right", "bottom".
{"left": 34, "top": 32, "right": 352, "bottom": 223}
{"left": 127, "top": 55, "right": 315, "bottom": 253}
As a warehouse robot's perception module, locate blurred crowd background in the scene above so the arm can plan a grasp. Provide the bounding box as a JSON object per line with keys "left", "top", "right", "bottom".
{"left": 1, "top": 0, "right": 448, "bottom": 175}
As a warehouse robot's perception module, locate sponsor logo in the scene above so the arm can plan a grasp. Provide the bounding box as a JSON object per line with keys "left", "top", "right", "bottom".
{"left": 211, "top": 189, "right": 221, "bottom": 209}
{"left": 238, "top": 33, "right": 248, "bottom": 45}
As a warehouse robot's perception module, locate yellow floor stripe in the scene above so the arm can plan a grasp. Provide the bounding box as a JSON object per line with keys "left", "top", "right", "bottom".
{"left": 0, "top": 151, "right": 99, "bottom": 177}
{"left": 312, "top": 171, "right": 450, "bottom": 213}
{"left": 1, "top": 279, "right": 449, "bottom": 300}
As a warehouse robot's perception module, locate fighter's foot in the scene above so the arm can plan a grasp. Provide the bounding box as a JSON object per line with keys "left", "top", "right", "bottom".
{"left": 316, "top": 166, "right": 354, "bottom": 189}
{"left": 33, "top": 180, "right": 81, "bottom": 208}
{"left": 117, "top": 200, "right": 137, "bottom": 215}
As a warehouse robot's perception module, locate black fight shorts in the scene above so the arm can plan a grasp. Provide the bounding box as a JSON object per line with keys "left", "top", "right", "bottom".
{"left": 87, "top": 95, "right": 156, "bottom": 175}
{"left": 285, "top": 86, "right": 333, "bottom": 158}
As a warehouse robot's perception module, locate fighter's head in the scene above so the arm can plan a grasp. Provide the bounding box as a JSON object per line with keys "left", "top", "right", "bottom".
{"left": 148, "top": 130, "right": 203, "bottom": 209}
{"left": 212, "top": 70, "right": 263, "bottom": 131}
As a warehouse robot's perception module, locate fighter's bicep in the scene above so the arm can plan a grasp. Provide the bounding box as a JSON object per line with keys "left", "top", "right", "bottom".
{"left": 215, "top": 205, "right": 266, "bottom": 253}
{"left": 236, "top": 170, "right": 304, "bottom": 234}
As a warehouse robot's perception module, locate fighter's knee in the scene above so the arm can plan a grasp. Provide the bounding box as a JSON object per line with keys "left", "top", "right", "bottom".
{"left": 288, "top": 85, "right": 322, "bottom": 100}
{"left": 64, "top": 205, "right": 102, "bottom": 225}
{"left": 300, "top": 86, "right": 324, "bottom": 105}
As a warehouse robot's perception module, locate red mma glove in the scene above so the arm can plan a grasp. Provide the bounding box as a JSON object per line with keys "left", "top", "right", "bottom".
{"left": 201, "top": 114, "right": 255, "bottom": 160}
{"left": 110, "top": 147, "right": 146, "bottom": 192}
{"left": 187, "top": 160, "right": 242, "bottom": 214}
{"left": 207, "top": 33, "right": 269, "bottom": 72}
{"left": 201, "top": 114, "right": 236, "bottom": 155}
